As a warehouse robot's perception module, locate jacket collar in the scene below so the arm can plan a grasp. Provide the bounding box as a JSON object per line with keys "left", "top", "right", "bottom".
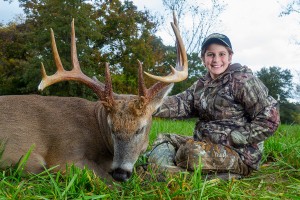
{"left": 201, "top": 63, "right": 247, "bottom": 86}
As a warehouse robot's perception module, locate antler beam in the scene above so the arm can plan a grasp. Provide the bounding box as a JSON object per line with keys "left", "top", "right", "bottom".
{"left": 138, "top": 12, "right": 188, "bottom": 103}
{"left": 143, "top": 13, "right": 188, "bottom": 83}
{"left": 38, "top": 19, "right": 114, "bottom": 105}
{"left": 39, "top": 13, "right": 187, "bottom": 108}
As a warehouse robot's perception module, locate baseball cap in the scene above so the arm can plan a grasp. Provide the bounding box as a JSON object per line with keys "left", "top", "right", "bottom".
{"left": 201, "top": 33, "right": 232, "bottom": 51}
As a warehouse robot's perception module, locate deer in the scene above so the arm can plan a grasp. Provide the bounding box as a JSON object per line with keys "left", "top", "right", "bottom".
{"left": 0, "top": 14, "right": 187, "bottom": 182}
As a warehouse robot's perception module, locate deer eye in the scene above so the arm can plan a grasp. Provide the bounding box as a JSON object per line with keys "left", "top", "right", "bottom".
{"left": 135, "top": 127, "right": 145, "bottom": 135}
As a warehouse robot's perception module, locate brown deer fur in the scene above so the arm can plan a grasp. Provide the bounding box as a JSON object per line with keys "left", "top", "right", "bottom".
{"left": 0, "top": 13, "right": 187, "bottom": 182}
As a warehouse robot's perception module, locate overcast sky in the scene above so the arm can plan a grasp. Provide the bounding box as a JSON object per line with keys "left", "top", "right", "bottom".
{"left": 131, "top": 0, "right": 300, "bottom": 75}
{"left": 1, "top": 0, "right": 299, "bottom": 78}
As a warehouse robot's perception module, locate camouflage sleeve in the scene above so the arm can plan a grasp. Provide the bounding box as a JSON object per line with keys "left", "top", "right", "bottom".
{"left": 153, "top": 81, "right": 198, "bottom": 119}
{"left": 229, "top": 77, "right": 280, "bottom": 146}
{"left": 200, "top": 77, "right": 280, "bottom": 147}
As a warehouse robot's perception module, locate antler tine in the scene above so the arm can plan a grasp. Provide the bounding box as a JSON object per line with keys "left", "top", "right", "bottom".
{"left": 103, "top": 62, "right": 114, "bottom": 106}
{"left": 71, "top": 19, "right": 81, "bottom": 72}
{"left": 38, "top": 27, "right": 66, "bottom": 91}
{"left": 51, "top": 28, "right": 64, "bottom": 73}
{"left": 138, "top": 60, "right": 147, "bottom": 98}
{"left": 138, "top": 60, "right": 169, "bottom": 105}
{"left": 143, "top": 13, "right": 188, "bottom": 83}
{"left": 138, "top": 13, "right": 187, "bottom": 105}
{"left": 38, "top": 19, "right": 106, "bottom": 101}
{"left": 173, "top": 11, "right": 183, "bottom": 70}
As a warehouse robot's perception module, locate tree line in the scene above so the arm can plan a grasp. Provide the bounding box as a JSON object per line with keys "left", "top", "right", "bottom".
{"left": 0, "top": 0, "right": 299, "bottom": 123}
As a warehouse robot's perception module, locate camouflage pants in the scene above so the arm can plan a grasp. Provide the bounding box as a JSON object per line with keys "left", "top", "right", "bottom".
{"left": 148, "top": 133, "right": 251, "bottom": 176}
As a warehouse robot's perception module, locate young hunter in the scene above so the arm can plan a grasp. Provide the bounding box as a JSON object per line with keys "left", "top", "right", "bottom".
{"left": 146, "top": 33, "right": 280, "bottom": 179}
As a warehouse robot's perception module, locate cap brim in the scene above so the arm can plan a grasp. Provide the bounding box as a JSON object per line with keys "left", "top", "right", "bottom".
{"left": 202, "top": 38, "right": 232, "bottom": 50}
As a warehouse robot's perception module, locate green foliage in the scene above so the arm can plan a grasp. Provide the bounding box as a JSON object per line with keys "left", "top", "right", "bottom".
{"left": 0, "top": 0, "right": 211, "bottom": 98}
{"left": 279, "top": 101, "right": 300, "bottom": 124}
{"left": 0, "top": 0, "right": 168, "bottom": 97}
{"left": 93, "top": 0, "right": 166, "bottom": 94}
{"left": 256, "top": 66, "right": 293, "bottom": 102}
{"left": 0, "top": 23, "right": 29, "bottom": 94}
{"left": 294, "top": 71, "right": 300, "bottom": 102}
{"left": 255, "top": 66, "right": 300, "bottom": 124}
{"left": 0, "top": 0, "right": 223, "bottom": 99}
{"left": 1, "top": 0, "right": 102, "bottom": 97}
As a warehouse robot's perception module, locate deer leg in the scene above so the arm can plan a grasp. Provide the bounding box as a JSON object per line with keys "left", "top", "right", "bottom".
{"left": 24, "top": 153, "right": 47, "bottom": 174}
{"left": 0, "top": 150, "right": 46, "bottom": 174}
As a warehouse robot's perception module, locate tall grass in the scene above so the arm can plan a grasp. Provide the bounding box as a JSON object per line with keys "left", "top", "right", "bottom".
{"left": 0, "top": 119, "right": 299, "bottom": 199}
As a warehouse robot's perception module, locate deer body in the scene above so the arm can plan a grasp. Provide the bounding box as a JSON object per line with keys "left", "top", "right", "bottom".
{"left": 0, "top": 87, "right": 172, "bottom": 181}
{"left": 0, "top": 95, "right": 113, "bottom": 177}
{"left": 0, "top": 14, "right": 187, "bottom": 182}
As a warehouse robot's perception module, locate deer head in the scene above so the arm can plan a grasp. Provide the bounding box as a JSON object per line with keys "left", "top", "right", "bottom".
{"left": 38, "top": 13, "right": 187, "bottom": 182}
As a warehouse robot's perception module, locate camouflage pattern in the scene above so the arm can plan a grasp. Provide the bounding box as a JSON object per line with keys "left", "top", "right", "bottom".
{"left": 152, "top": 63, "right": 280, "bottom": 171}
{"left": 148, "top": 133, "right": 250, "bottom": 175}
{"left": 148, "top": 141, "right": 176, "bottom": 167}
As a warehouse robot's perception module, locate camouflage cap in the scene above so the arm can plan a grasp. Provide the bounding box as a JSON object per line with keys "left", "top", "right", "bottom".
{"left": 201, "top": 33, "right": 232, "bottom": 51}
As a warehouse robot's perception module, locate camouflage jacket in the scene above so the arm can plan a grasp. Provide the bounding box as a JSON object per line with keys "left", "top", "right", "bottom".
{"left": 154, "top": 63, "right": 280, "bottom": 170}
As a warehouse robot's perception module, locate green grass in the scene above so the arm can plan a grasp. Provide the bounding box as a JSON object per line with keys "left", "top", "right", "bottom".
{"left": 0, "top": 120, "right": 299, "bottom": 199}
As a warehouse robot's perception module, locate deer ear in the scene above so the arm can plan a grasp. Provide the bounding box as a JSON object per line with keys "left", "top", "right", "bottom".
{"left": 148, "top": 83, "right": 174, "bottom": 111}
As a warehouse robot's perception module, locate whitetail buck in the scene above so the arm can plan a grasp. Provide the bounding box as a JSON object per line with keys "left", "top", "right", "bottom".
{"left": 0, "top": 14, "right": 187, "bottom": 182}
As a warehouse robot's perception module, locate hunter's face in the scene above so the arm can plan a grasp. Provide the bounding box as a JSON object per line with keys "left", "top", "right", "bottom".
{"left": 203, "top": 44, "right": 232, "bottom": 79}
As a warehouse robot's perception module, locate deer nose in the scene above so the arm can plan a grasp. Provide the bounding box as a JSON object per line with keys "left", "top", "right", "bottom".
{"left": 111, "top": 168, "right": 132, "bottom": 182}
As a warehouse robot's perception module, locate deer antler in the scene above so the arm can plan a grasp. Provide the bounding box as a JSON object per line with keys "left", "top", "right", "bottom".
{"left": 138, "top": 12, "right": 188, "bottom": 103}
{"left": 143, "top": 13, "right": 188, "bottom": 83}
{"left": 38, "top": 19, "right": 114, "bottom": 106}
{"left": 39, "top": 14, "right": 187, "bottom": 108}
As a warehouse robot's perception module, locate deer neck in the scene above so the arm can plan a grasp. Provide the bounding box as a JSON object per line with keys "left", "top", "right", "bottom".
{"left": 95, "top": 102, "right": 114, "bottom": 155}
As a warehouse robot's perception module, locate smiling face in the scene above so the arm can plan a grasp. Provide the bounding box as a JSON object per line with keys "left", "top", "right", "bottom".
{"left": 202, "top": 43, "right": 233, "bottom": 79}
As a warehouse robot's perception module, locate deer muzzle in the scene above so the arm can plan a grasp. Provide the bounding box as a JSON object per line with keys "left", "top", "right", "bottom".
{"left": 110, "top": 168, "right": 132, "bottom": 182}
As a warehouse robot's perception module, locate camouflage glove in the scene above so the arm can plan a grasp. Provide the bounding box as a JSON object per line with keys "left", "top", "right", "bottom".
{"left": 229, "top": 131, "right": 249, "bottom": 147}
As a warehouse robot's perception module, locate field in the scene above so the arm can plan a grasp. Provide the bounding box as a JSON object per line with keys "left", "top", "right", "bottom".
{"left": 0, "top": 119, "right": 299, "bottom": 199}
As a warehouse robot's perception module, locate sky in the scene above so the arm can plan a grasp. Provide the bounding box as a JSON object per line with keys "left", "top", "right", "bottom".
{"left": 131, "top": 0, "right": 300, "bottom": 75}
{"left": 0, "top": 0, "right": 299, "bottom": 79}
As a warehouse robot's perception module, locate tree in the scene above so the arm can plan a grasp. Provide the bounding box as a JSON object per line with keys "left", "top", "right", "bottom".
{"left": 256, "top": 67, "right": 300, "bottom": 124}
{"left": 280, "top": 0, "right": 300, "bottom": 16}
{"left": 161, "top": 0, "right": 226, "bottom": 54}
{"left": 256, "top": 66, "right": 293, "bottom": 102}
{"left": 294, "top": 71, "right": 300, "bottom": 102}
{"left": 279, "top": 101, "right": 300, "bottom": 124}
{"left": 1, "top": 0, "right": 103, "bottom": 98}
{"left": 1, "top": 0, "right": 167, "bottom": 97}
{"left": 280, "top": 1, "right": 300, "bottom": 46}
{"left": 92, "top": 0, "right": 166, "bottom": 94}
{"left": 0, "top": 23, "right": 29, "bottom": 95}
{"left": 279, "top": 1, "right": 300, "bottom": 103}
